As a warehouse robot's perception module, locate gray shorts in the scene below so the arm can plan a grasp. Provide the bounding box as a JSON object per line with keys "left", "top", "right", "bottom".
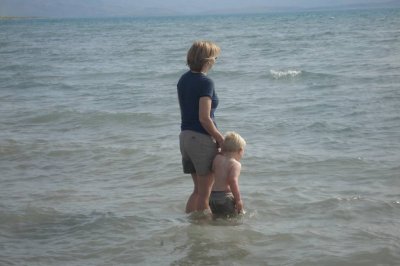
{"left": 179, "top": 130, "right": 217, "bottom": 176}
{"left": 209, "top": 191, "right": 236, "bottom": 215}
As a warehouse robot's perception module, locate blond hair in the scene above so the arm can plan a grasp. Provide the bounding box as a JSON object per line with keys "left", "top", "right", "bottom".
{"left": 222, "top": 131, "right": 246, "bottom": 153}
{"left": 187, "top": 41, "right": 220, "bottom": 72}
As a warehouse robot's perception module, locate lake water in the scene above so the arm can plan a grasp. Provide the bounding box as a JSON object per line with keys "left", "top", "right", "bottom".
{"left": 0, "top": 8, "right": 399, "bottom": 266}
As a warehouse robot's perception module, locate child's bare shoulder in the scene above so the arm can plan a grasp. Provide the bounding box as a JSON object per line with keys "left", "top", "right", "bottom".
{"left": 230, "top": 158, "right": 241, "bottom": 169}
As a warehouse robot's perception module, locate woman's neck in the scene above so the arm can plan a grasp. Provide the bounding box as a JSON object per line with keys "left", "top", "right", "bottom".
{"left": 191, "top": 70, "right": 207, "bottom": 75}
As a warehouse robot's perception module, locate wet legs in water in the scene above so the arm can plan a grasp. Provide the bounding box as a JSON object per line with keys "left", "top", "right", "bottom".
{"left": 185, "top": 173, "right": 214, "bottom": 213}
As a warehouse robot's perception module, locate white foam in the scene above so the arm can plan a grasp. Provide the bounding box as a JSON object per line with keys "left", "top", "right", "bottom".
{"left": 270, "top": 69, "right": 302, "bottom": 79}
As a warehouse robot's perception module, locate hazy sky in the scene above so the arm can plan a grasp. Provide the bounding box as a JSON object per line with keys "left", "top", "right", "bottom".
{"left": 1, "top": 0, "right": 399, "bottom": 17}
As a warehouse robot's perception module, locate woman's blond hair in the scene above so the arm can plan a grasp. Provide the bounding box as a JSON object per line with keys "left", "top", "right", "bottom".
{"left": 222, "top": 131, "right": 246, "bottom": 153}
{"left": 187, "top": 41, "right": 220, "bottom": 72}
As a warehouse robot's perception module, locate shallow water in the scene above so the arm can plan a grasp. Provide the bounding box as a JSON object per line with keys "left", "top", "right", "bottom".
{"left": 1, "top": 8, "right": 400, "bottom": 265}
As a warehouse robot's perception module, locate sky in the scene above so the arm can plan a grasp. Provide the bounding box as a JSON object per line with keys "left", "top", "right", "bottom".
{"left": 1, "top": 0, "right": 399, "bottom": 17}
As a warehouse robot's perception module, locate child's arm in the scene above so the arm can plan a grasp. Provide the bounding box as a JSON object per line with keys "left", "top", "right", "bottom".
{"left": 228, "top": 161, "right": 243, "bottom": 213}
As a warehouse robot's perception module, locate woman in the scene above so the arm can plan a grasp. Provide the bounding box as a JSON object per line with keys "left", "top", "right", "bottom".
{"left": 177, "top": 41, "right": 224, "bottom": 214}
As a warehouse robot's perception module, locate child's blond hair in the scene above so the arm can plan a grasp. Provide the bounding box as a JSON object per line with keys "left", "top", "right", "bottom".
{"left": 222, "top": 131, "right": 246, "bottom": 153}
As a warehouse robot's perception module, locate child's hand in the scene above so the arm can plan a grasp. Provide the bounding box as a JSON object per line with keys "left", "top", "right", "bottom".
{"left": 235, "top": 200, "right": 244, "bottom": 214}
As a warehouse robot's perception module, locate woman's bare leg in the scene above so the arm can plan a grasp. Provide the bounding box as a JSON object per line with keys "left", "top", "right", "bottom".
{"left": 185, "top": 173, "right": 198, "bottom": 213}
{"left": 196, "top": 173, "right": 214, "bottom": 212}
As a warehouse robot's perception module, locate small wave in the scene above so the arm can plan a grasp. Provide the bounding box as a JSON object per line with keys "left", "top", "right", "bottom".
{"left": 336, "top": 195, "right": 363, "bottom": 202}
{"left": 297, "top": 120, "right": 354, "bottom": 134}
{"left": 20, "top": 110, "right": 173, "bottom": 130}
{"left": 270, "top": 69, "right": 302, "bottom": 79}
{"left": 0, "top": 207, "right": 143, "bottom": 238}
{"left": 266, "top": 69, "right": 340, "bottom": 82}
{"left": 0, "top": 207, "right": 63, "bottom": 233}
{"left": 292, "top": 156, "right": 369, "bottom": 169}
{"left": 214, "top": 69, "right": 245, "bottom": 79}
{"left": 23, "top": 111, "right": 71, "bottom": 124}
{"left": 304, "top": 121, "right": 329, "bottom": 131}
{"left": 0, "top": 139, "right": 20, "bottom": 156}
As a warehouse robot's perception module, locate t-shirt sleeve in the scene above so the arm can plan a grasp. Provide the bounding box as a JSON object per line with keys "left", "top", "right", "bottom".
{"left": 198, "top": 78, "right": 214, "bottom": 98}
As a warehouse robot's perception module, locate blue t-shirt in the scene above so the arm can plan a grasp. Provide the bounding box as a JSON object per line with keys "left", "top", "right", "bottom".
{"left": 177, "top": 71, "right": 219, "bottom": 135}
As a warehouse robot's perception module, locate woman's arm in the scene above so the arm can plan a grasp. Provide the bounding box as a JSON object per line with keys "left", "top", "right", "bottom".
{"left": 199, "top": 96, "right": 224, "bottom": 147}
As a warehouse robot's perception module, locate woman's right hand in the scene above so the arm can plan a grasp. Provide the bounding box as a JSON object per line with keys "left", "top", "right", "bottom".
{"left": 199, "top": 97, "right": 224, "bottom": 149}
{"left": 215, "top": 133, "right": 224, "bottom": 151}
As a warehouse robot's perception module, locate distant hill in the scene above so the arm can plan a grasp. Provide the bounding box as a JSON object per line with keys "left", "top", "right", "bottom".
{"left": 1, "top": 0, "right": 399, "bottom": 18}
{"left": 307, "top": 1, "right": 400, "bottom": 11}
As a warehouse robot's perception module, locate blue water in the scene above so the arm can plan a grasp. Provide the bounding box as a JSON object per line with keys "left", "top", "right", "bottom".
{"left": 1, "top": 9, "right": 400, "bottom": 266}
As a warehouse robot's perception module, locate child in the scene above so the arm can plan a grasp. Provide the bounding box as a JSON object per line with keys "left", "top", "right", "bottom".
{"left": 209, "top": 131, "right": 246, "bottom": 216}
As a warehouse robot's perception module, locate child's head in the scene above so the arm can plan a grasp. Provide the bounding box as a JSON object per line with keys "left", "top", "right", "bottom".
{"left": 222, "top": 131, "right": 246, "bottom": 154}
